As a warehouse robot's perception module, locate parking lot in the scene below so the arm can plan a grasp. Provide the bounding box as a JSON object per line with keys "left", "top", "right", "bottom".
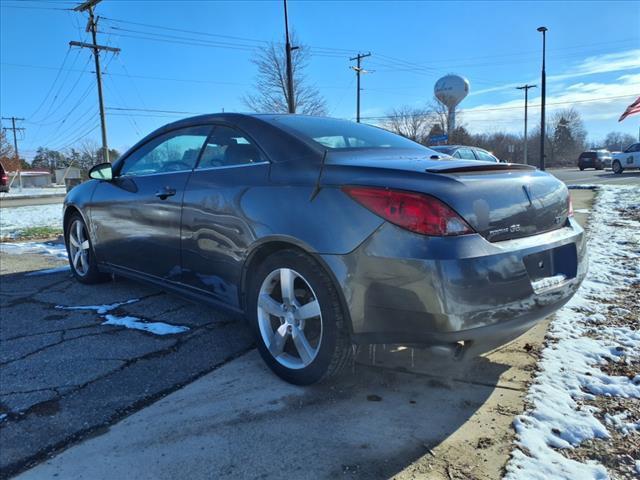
{"left": 2, "top": 246, "right": 554, "bottom": 479}
{"left": 0, "top": 182, "right": 636, "bottom": 479}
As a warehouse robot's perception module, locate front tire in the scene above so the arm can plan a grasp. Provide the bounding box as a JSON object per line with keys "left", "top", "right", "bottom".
{"left": 612, "top": 161, "right": 624, "bottom": 175}
{"left": 247, "top": 249, "right": 352, "bottom": 385}
{"left": 65, "top": 213, "right": 108, "bottom": 284}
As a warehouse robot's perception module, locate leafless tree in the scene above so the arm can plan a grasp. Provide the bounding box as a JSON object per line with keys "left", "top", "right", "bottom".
{"left": 382, "top": 106, "right": 434, "bottom": 144}
{"left": 243, "top": 36, "right": 327, "bottom": 115}
{"left": 0, "top": 128, "right": 15, "bottom": 162}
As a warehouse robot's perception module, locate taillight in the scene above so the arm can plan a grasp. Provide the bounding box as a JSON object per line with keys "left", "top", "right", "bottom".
{"left": 568, "top": 195, "right": 574, "bottom": 217}
{"left": 342, "top": 186, "right": 474, "bottom": 236}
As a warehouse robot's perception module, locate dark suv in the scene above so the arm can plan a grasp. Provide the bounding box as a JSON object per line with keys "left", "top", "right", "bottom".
{"left": 577, "top": 150, "right": 609, "bottom": 170}
{"left": 0, "top": 162, "right": 9, "bottom": 193}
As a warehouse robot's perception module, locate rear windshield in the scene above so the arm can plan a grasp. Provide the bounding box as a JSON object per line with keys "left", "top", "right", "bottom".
{"left": 268, "top": 116, "right": 428, "bottom": 151}
{"left": 580, "top": 152, "right": 596, "bottom": 159}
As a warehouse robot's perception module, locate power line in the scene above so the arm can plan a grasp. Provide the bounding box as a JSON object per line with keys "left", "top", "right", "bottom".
{"left": 358, "top": 94, "right": 640, "bottom": 120}
{"left": 28, "top": 48, "right": 72, "bottom": 120}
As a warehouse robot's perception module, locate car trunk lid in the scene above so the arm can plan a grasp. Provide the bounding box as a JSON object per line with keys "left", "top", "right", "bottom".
{"left": 326, "top": 149, "right": 570, "bottom": 242}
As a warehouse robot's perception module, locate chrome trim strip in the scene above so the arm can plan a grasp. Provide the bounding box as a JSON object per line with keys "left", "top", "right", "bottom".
{"left": 195, "top": 161, "right": 270, "bottom": 172}
{"left": 119, "top": 169, "right": 193, "bottom": 179}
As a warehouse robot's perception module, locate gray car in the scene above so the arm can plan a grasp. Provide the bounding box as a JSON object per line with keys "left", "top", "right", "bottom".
{"left": 64, "top": 114, "right": 586, "bottom": 385}
{"left": 429, "top": 145, "right": 501, "bottom": 162}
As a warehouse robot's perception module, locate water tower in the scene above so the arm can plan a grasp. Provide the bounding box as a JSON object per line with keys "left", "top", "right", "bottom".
{"left": 434, "top": 75, "right": 469, "bottom": 138}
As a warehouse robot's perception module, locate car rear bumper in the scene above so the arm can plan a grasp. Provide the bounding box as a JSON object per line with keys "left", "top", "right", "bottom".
{"left": 321, "top": 218, "right": 586, "bottom": 355}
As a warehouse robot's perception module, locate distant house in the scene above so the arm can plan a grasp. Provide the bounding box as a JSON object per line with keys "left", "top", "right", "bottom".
{"left": 55, "top": 166, "right": 82, "bottom": 185}
{"left": 8, "top": 170, "right": 52, "bottom": 187}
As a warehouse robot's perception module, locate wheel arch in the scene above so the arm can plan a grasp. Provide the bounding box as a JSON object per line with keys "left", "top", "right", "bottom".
{"left": 63, "top": 204, "right": 86, "bottom": 235}
{"left": 239, "top": 237, "right": 354, "bottom": 337}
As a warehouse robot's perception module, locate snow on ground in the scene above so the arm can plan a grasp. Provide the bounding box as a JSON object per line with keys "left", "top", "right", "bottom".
{"left": 56, "top": 300, "right": 190, "bottom": 336}
{"left": 0, "top": 241, "right": 67, "bottom": 259}
{"left": 504, "top": 185, "right": 640, "bottom": 480}
{"left": 0, "top": 203, "right": 63, "bottom": 238}
{"left": 0, "top": 186, "right": 66, "bottom": 198}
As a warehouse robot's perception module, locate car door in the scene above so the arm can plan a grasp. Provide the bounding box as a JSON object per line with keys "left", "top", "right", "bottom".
{"left": 89, "top": 125, "right": 212, "bottom": 280}
{"left": 626, "top": 143, "right": 640, "bottom": 167}
{"left": 180, "top": 124, "right": 270, "bottom": 308}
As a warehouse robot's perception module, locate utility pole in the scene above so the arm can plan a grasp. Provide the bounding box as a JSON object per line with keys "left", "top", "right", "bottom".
{"left": 283, "top": 0, "right": 297, "bottom": 114}
{"left": 350, "top": 52, "right": 371, "bottom": 123}
{"left": 71, "top": 0, "right": 120, "bottom": 163}
{"left": 537, "top": 26, "right": 548, "bottom": 171}
{"left": 2, "top": 116, "right": 25, "bottom": 192}
{"left": 516, "top": 84, "right": 537, "bottom": 165}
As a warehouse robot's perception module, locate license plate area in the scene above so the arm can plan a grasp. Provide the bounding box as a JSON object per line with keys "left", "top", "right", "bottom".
{"left": 524, "top": 243, "right": 577, "bottom": 290}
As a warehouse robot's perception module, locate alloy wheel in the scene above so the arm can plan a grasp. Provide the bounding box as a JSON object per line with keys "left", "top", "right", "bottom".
{"left": 257, "top": 268, "right": 323, "bottom": 369}
{"left": 68, "top": 219, "right": 90, "bottom": 277}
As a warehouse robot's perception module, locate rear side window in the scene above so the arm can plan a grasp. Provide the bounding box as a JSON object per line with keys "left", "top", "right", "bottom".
{"left": 119, "top": 126, "right": 211, "bottom": 176}
{"left": 197, "top": 125, "right": 264, "bottom": 169}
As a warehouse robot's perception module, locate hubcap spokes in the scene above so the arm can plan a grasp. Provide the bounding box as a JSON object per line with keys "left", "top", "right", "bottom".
{"left": 69, "top": 220, "right": 90, "bottom": 276}
{"left": 257, "top": 268, "right": 323, "bottom": 369}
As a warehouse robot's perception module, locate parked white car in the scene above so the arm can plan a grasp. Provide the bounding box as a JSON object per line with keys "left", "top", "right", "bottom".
{"left": 612, "top": 143, "right": 640, "bottom": 174}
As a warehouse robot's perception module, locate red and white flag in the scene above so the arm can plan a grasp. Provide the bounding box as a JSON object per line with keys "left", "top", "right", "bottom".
{"left": 618, "top": 96, "right": 640, "bottom": 122}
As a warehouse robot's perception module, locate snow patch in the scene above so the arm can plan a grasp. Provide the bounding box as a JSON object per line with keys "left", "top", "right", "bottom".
{"left": 0, "top": 186, "right": 66, "bottom": 198}
{"left": 102, "top": 315, "right": 190, "bottom": 335}
{"left": 504, "top": 185, "right": 640, "bottom": 480}
{"left": 0, "top": 203, "right": 62, "bottom": 238}
{"left": 56, "top": 299, "right": 190, "bottom": 335}
{"left": 0, "top": 241, "right": 68, "bottom": 259}
{"left": 56, "top": 299, "right": 140, "bottom": 315}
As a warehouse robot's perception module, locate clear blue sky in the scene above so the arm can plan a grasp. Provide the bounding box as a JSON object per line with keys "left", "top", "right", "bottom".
{"left": 1, "top": 0, "right": 639, "bottom": 159}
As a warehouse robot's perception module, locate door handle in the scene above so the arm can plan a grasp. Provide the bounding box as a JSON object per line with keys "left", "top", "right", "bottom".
{"left": 155, "top": 187, "right": 176, "bottom": 200}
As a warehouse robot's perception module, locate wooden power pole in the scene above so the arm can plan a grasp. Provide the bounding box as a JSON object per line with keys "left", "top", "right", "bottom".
{"left": 350, "top": 52, "right": 371, "bottom": 123}
{"left": 70, "top": 0, "right": 120, "bottom": 163}
{"left": 2, "top": 116, "right": 25, "bottom": 191}
{"left": 283, "top": 0, "right": 297, "bottom": 114}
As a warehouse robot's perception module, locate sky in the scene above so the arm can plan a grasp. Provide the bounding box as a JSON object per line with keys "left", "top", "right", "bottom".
{"left": 1, "top": 0, "right": 639, "bottom": 160}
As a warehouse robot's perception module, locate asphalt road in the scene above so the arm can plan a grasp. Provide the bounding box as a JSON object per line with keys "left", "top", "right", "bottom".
{"left": 0, "top": 252, "right": 254, "bottom": 477}
{"left": 0, "top": 195, "right": 64, "bottom": 209}
{"left": 547, "top": 167, "right": 640, "bottom": 186}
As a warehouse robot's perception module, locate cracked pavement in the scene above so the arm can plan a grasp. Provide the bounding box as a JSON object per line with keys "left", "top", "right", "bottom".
{"left": 0, "top": 250, "right": 254, "bottom": 478}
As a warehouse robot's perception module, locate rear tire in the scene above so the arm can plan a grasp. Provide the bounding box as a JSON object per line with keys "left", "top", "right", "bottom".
{"left": 612, "top": 161, "right": 624, "bottom": 175}
{"left": 65, "top": 213, "right": 109, "bottom": 284}
{"left": 247, "top": 249, "right": 352, "bottom": 385}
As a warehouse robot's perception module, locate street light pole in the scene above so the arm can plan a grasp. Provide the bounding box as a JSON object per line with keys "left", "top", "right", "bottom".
{"left": 537, "top": 26, "right": 548, "bottom": 171}
{"left": 516, "top": 84, "right": 536, "bottom": 165}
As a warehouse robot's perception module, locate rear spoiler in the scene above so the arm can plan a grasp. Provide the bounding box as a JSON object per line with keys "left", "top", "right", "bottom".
{"left": 425, "top": 163, "right": 536, "bottom": 174}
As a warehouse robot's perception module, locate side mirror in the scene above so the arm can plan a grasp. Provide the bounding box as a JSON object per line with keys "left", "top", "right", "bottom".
{"left": 89, "top": 162, "right": 113, "bottom": 181}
